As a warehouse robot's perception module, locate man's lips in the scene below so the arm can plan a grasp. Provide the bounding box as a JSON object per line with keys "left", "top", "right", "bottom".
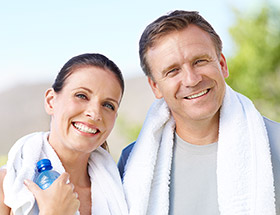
{"left": 184, "top": 89, "right": 210, "bottom": 100}
{"left": 72, "top": 122, "right": 99, "bottom": 134}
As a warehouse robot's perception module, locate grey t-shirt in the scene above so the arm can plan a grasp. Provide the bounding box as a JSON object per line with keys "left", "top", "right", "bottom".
{"left": 169, "top": 133, "right": 220, "bottom": 215}
{"left": 117, "top": 117, "right": 280, "bottom": 214}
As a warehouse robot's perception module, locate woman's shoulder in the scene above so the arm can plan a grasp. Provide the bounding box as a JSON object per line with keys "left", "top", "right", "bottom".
{"left": 0, "top": 168, "right": 11, "bottom": 215}
{"left": 0, "top": 168, "right": 7, "bottom": 197}
{"left": 0, "top": 168, "right": 6, "bottom": 187}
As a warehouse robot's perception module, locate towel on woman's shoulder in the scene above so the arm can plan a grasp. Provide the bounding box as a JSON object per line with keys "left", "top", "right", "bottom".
{"left": 122, "top": 84, "right": 276, "bottom": 215}
{"left": 3, "top": 132, "right": 128, "bottom": 215}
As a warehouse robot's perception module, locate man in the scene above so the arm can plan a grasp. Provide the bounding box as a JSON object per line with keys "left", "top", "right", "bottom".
{"left": 118, "top": 10, "right": 280, "bottom": 214}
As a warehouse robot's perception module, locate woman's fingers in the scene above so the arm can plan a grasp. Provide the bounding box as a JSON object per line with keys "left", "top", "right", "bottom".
{"left": 24, "top": 172, "right": 80, "bottom": 215}
{"left": 24, "top": 179, "right": 41, "bottom": 198}
{"left": 58, "top": 172, "right": 70, "bottom": 184}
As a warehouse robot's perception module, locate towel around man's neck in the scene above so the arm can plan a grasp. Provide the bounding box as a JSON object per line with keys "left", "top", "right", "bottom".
{"left": 3, "top": 132, "right": 128, "bottom": 215}
{"left": 122, "top": 84, "right": 275, "bottom": 215}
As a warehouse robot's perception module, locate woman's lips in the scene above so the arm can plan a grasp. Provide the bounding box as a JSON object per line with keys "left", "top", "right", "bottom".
{"left": 72, "top": 122, "right": 99, "bottom": 134}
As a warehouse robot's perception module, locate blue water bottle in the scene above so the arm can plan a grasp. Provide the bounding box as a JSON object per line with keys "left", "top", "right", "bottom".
{"left": 35, "top": 159, "right": 60, "bottom": 190}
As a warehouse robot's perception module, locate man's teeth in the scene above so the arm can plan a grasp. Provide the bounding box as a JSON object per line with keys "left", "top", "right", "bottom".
{"left": 74, "top": 123, "right": 98, "bottom": 134}
{"left": 186, "top": 89, "right": 208, "bottom": 99}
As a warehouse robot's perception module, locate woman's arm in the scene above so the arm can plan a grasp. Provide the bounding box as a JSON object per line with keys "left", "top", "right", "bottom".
{"left": 24, "top": 172, "right": 80, "bottom": 215}
{"left": 0, "top": 169, "right": 11, "bottom": 215}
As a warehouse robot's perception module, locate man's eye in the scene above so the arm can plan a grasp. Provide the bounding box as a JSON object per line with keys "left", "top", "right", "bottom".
{"left": 76, "top": 94, "right": 87, "bottom": 100}
{"left": 103, "top": 103, "right": 115, "bottom": 111}
{"left": 166, "top": 68, "right": 179, "bottom": 76}
{"left": 194, "top": 59, "right": 207, "bottom": 65}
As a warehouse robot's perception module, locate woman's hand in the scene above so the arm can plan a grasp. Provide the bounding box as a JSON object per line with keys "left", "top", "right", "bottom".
{"left": 24, "top": 172, "right": 80, "bottom": 215}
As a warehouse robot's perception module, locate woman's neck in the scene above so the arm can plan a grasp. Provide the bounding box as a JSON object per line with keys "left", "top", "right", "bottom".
{"left": 60, "top": 154, "right": 91, "bottom": 187}
{"left": 48, "top": 139, "right": 91, "bottom": 186}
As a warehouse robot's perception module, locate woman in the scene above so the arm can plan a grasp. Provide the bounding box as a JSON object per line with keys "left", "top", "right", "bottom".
{"left": 0, "top": 53, "right": 128, "bottom": 215}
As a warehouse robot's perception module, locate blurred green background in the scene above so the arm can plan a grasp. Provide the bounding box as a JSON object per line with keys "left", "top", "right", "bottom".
{"left": 226, "top": 4, "right": 280, "bottom": 122}
{"left": 0, "top": 156, "right": 7, "bottom": 167}
{"left": 1, "top": 3, "right": 279, "bottom": 166}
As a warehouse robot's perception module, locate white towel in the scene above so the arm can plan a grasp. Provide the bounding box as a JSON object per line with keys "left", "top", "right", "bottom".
{"left": 217, "top": 85, "right": 275, "bottom": 214}
{"left": 3, "top": 132, "right": 128, "bottom": 215}
{"left": 122, "top": 84, "right": 275, "bottom": 215}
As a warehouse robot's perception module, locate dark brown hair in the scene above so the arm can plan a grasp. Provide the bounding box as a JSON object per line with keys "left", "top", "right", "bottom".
{"left": 139, "top": 10, "right": 223, "bottom": 79}
{"left": 52, "top": 53, "right": 124, "bottom": 151}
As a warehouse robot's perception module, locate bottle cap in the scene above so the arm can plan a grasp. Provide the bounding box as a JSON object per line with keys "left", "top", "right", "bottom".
{"left": 37, "top": 159, "right": 53, "bottom": 172}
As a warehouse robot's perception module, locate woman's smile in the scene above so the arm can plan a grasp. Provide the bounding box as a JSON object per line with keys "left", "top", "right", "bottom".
{"left": 72, "top": 122, "right": 99, "bottom": 135}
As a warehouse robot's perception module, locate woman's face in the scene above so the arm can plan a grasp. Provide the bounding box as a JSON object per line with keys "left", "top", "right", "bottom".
{"left": 45, "top": 66, "right": 122, "bottom": 156}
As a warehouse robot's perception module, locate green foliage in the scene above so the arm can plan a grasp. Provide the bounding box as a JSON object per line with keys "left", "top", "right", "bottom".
{"left": 0, "top": 155, "right": 7, "bottom": 167}
{"left": 116, "top": 115, "right": 142, "bottom": 143}
{"left": 227, "top": 5, "right": 280, "bottom": 121}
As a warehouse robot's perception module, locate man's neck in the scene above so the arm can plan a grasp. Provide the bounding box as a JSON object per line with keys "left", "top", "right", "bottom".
{"left": 175, "top": 114, "right": 219, "bottom": 145}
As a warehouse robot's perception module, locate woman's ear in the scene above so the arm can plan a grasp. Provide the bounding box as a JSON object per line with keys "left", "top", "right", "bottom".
{"left": 44, "top": 88, "right": 55, "bottom": 115}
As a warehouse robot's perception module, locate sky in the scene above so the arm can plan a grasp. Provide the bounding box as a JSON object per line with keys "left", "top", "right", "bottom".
{"left": 0, "top": 0, "right": 273, "bottom": 92}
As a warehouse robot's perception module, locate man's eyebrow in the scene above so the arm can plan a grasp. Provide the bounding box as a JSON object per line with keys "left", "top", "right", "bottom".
{"left": 191, "top": 53, "right": 212, "bottom": 60}
{"left": 162, "top": 63, "right": 180, "bottom": 74}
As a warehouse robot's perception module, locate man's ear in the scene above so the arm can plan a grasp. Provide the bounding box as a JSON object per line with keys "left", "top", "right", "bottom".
{"left": 148, "top": 76, "right": 163, "bottom": 99}
{"left": 220, "top": 53, "right": 229, "bottom": 78}
{"left": 44, "top": 88, "right": 55, "bottom": 115}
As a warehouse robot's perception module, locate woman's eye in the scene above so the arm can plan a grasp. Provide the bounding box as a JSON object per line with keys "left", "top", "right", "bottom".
{"left": 76, "top": 93, "right": 87, "bottom": 100}
{"left": 103, "top": 103, "right": 115, "bottom": 111}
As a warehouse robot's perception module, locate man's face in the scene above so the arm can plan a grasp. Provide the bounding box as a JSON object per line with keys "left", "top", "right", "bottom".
{"left": 146, "top": 24, "right": 228, "bottom": 127}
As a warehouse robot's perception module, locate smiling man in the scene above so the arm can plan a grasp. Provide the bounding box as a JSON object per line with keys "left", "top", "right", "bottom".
{"left": 146, "top": 24, "right": 228, "bottom": 146}
{"left": 118, "top": 10, "right": 280, "bottom": 214}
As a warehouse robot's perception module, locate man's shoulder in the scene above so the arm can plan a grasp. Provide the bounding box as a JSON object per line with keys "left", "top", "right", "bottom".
{"left": 264, "top": 117, "right": 280, "bottom": 161}
{"left": 264, "top": 117, "right": 280, "bottom": 141}
{"left": 118, "top": 142, "right": 136, "bottom": 165}
{"left": 117, "top": 142, "right": 136, "bottom": 180}
{"left": 264, "top": 117, "right": 280, "bottom": 210}
{"left": 121, "top": 142, "right": 136, "bottom": 156}
{"left": 264, "top": 117, "right": 280, "bottom": 128}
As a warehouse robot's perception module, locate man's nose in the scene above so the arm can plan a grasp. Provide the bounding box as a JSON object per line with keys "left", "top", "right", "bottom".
{"left": 181, "top": 65, "right": 202, "bottom": 87}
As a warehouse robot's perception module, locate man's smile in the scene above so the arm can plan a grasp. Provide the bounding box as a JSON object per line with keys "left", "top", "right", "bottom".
{"left": 184, "top": 89, "right": 210, "bottom": 100}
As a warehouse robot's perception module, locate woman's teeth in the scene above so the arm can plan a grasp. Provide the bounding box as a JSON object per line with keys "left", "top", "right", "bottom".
{"left": 73, "top": 123, "right": 98, "bottom": 134}
{"left": 186, "top": 89, "right": 208, "bottom": 99}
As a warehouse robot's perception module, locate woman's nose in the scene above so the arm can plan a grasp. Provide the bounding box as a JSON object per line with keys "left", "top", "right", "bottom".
{"left": 85, "top": 105, "right": 102, "bottom": 121}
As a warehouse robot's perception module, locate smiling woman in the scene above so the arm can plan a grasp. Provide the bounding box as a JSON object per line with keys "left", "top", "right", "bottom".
{"left": 0, "top": 53, "right": 128, "bottom": 215}
{"left": 45, "top": 66, "right": 123, "bottom": 155}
